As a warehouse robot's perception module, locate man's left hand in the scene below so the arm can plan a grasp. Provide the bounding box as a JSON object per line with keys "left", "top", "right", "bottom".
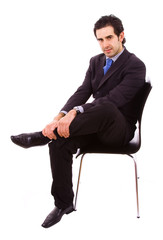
{"left": 57, "top": 109, "right": 77, "bottom": 138}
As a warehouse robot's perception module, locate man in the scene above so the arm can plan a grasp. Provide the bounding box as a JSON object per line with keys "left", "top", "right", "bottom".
{"left": 11, "top": 14, "right": 146, "bottom": 228}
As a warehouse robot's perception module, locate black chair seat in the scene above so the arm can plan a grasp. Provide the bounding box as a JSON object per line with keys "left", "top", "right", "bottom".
{"left": 78, "top": 133, "right": 140, "bottom": 155}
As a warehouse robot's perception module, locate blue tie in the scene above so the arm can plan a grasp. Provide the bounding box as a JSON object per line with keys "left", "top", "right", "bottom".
{"left": 103, "top": 58, "right": 113, "bottom": 75}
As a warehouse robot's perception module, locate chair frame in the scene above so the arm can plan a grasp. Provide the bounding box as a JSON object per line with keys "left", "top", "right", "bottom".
{"left": 74, "top": 152, "right": 140, "bottom": 217}
{"left": 74, "top": 81, "right": 152, "bottom": 218}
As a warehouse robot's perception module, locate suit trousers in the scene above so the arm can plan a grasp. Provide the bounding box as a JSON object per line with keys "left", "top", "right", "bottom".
{"left": 48, "top": 102, "right": 134, "bottom": 209}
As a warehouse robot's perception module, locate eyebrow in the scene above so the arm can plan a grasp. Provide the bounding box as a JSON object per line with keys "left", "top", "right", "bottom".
{"left": 97, "top": 35, "right": 113, "bottom": 41}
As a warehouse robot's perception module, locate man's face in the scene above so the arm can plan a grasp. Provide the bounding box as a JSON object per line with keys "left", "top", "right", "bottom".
{"left": 96, "top": 26, "right": 124, "bottom": 58}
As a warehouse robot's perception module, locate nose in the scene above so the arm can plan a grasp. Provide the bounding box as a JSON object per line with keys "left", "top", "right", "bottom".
{"left": 103, "top": 39, "right": 109, "bottom": 49}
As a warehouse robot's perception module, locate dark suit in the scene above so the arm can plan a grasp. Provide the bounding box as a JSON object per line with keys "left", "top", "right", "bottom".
{"left": 49, "top": 48, "right": 146, "bottom": 209}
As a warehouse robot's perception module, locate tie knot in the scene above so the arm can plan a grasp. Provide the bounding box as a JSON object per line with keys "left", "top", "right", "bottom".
{"left": 103, "top": 58, "right": 113, "bottom": 75}
{"left": 106, "top": 58, "right": 113, "bottom": 66}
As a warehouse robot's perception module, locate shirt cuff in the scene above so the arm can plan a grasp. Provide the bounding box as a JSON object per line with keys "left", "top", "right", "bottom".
{"left": 74, "top": 106, "right": 84, "bottom": 113}
{"left": 60, "top": 110, "right": 68, "bottom": 115}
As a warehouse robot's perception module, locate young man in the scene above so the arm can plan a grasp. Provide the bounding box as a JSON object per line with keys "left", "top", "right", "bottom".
{"left": 11, "top": 14, "right": 146, "bottom": 228}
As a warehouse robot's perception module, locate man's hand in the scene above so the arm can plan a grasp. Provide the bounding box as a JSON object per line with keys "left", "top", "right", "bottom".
{"left": 57, "top": 110, "right": 77, "bottom": 138}
{"left": 42, "top": 110, "right": 77, "bottom": 140}
{"left": 42, "top": 119, "right": 58, "bottom": 140}
{"left": 42, "top": 112, "right": 65, "bottom": 140}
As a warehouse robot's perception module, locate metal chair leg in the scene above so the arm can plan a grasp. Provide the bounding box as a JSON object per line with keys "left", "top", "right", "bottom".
{"left": 128, "top": 154, "right": 140, "bottom": 218}
{"left": 74, "top": 153, "right": 85, "bottom": 210}
{"left": 134, "top": 158, "right": 140, "bottom": 218}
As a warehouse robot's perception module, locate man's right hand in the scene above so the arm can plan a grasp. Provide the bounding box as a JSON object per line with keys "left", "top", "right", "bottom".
{"left": 42, "top": 112, "right": 65, "bottom": 140}
{"left": 42, "top": 120, "right": 58, "bottom": 140}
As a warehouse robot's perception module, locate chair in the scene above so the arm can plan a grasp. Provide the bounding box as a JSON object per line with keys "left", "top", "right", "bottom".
{"left": 74, "top": 81, "right": 152, "bottom": 218}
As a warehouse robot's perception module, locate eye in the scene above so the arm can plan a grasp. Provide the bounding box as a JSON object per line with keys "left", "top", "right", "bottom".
{"left": 97, "top": 38, "right": 103, "bottom": 42}
{"left": 107, "top": 35, "right": 113, "bottom": 40}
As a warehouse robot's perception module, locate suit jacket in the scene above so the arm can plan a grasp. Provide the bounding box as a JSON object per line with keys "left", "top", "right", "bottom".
{"left": 61, "top": 48, "right": 146, "bottom": 129}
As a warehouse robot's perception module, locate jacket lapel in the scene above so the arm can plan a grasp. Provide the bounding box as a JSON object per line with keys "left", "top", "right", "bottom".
{"left": 97, "top": 55, "right": 106, "bottom": 79}
{"left": 97, "top": 49, "right": 130, "bottom": 90}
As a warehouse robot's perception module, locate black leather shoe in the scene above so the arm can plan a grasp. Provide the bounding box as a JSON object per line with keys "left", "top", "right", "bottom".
{"left": 41, "top": 206, "right": 74, "bottom": 228}
{"left": 10, "top": 132, "right": 50, "bottom": 148}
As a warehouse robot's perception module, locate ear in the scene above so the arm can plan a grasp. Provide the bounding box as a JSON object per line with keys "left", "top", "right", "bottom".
{"left": 119, "top": 31, "right": 124, "bottom": 43}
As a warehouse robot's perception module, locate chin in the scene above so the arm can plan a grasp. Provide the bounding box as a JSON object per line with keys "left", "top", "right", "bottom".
{"left": 105, "top": 53, "right": 113, "bottom": 58}
{"left": 104, "top": 51, "right": 114, "bottom": 58}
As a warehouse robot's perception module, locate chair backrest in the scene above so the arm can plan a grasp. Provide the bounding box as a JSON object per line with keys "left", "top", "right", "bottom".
{"left": 129, "top": 81, "right": 152, "bottom": 151}
{"left": 136, "top": 81, "right": 152, "bottom": 124}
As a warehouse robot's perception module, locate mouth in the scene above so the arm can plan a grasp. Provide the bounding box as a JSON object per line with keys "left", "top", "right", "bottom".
{"left": 105, "top": 48, "right": 112, "bottom": 53}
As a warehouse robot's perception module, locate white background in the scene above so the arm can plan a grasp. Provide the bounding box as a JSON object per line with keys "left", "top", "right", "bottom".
{"left": 0, "top": 0, "right": 163, "bottom": 239}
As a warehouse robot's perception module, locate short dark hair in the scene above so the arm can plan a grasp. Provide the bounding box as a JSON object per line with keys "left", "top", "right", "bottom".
{"left": 94, "top": 14, "right": 126, "bottom": 45}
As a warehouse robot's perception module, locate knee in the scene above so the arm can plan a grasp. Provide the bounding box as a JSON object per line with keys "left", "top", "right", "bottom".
{"left": 102, "top": 102, "right": 118, "bottom": 114}
{"left": 91, "top": 102, "right": 118, "bottom": 120}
